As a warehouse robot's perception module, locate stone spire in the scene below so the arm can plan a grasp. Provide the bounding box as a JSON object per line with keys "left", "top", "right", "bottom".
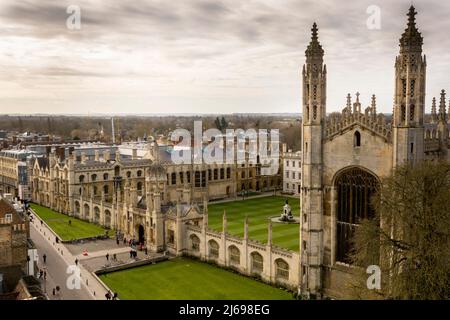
{"left": 448, "top": 100, "right": 450, "bottom": 123}
{"left": 222, "top": 210, "right": 227, "bottom": 234}
{"left": 371, "top": 94, "right": 377, "bottom": 116}
{"left": 431, "top": 97, "right": 437, "bottom": 123}
{"left": 399, "top": 6, "right": 423, "bottom": 54}
{"left": 267, "top": 220, "right": 272, "bottom": 247}
{"left": 438, "top": 90, "right": 447, "bottom": 122}
{"left": 353, "top": 92, "right": 361, "bottom": 114}
{"left": 244, "top": 215, "right": 249, "bottom": 240}
{"left": 346, "top": 93, "right": 351, "bottom": 109}
{"left": 305, "top": 22, "right": 324, "bottom": 59}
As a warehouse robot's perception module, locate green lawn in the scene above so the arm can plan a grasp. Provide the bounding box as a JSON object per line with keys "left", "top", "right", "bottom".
{"left": 100, "top": 257, "right": 293, "bottom": 300}
{"left": 30, "top": 203, "right": 110, "bottom": 241}
{"left": 208, "top": 196, "right": 300, "bottom": 251}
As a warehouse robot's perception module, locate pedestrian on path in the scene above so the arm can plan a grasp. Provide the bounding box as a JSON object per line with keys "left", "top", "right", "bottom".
{"left": 106, "top": 253, "right": 110, "bottom": 261}
{"left": 75, "top": 258, "right": 79, "bottom": 266}
{"left": 113, "top": 253, "right": 117, "bottom": 261}
{"left": 116, "top": 238, "right": 120, "bottom": 245}
{"left": 129, "top": 250, "right": 133, "bottom": 259}
{"left": 144, "top": 247, "right": 148, "bottom": 255}
{"left": 112, "top": 292, "right": 118, "bottom": 300}
{"left": 43, "top": 254, "right": 47, "bottom": 264}
{"left": 105, "top": 291, "right": 111, "bottom": 300}
{"left": 43, "top": 268, "right": 47, "bottom": 280}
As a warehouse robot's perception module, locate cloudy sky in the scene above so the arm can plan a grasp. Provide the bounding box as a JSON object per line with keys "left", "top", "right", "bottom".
{"left": 0, "top": 0, "right": 449, "bottom": 115}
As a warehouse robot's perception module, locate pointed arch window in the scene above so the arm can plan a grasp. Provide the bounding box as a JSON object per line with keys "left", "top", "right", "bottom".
{"left": 402, "top": 79, "right": 407, "bottom": 98}
{"left": 410, "top": 80, "right": 415, "bottom": 97}
{"left": 313, "top": 105, "right": 317, "bottom": 120}
{"left": 354, "top": 131, "right": 361, "bottom": 147}
{"left": 409, "top": 104, "right": 415, "bottom": 121}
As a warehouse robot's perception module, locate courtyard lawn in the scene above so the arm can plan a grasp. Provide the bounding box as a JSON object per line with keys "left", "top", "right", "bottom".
{"left": 208, "top": 196, "right": 300, "bottom": 251}
{"left": 100, "top": 257, "right": 293, "bottom": 300}
{"left": 30, "top": 203, "right": 110, "bottom": 241}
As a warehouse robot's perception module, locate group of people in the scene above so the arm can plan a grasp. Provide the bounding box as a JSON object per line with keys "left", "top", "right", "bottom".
{"left": 129, "top": 249, "right": 138, "bottom": 259}
{"left": 105, "top": 290, "right": 118, "bottom": 300}
{"left": 105, "top": 253, "right": 118, "bottom": 261}
{"left": 114, "top": 234, "right": 149, "bottom": 258}
{"left": 38, "top": 268, "right": 47, "bottom": 280}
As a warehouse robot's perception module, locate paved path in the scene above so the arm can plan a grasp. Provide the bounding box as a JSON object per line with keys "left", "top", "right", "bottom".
{"left": 210, "top": 191, "right": 298, "bottom": 204}
{"left": 30, "top": 217, "right": 111, "bottom": 300}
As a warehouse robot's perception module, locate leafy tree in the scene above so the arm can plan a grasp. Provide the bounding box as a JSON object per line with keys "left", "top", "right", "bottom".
{"left": 346, "top": 161, "right": 450, "bottom": 299}
{"left": 220, "top": 116, "right": 228, "bottom": 130}
{"left": 214, "top": 117, "right": 221, "bottom": 130}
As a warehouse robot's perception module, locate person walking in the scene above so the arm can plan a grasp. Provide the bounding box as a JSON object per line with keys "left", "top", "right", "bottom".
{"left": 112, "top": 292, "right": 118, "bottom": 300}
{"left": 116, "top": 237, "right": 120, "bottom": 246}
{"left": 129, "top": 250, "right": 133, "bottom": 259}
{"left": 105, "top": 291, "right": 111, "bottom": 300}
{"left": 106, "top": 253, "right": 110, "bottom": 261}
{"left": 113, "top": 253, "right": 117, "bottom": 261}
{"left": 144, "top": 247, "right": 148, "bottom": 255}
{"left": 75, "top": 258, "right": 79, "bottom": 266}
{"left": 43, "top": 254, "right": 47, "bottom": 264}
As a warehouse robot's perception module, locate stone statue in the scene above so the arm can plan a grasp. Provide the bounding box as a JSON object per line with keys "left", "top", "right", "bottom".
{"left": 280, "top": 199, "right": 294, "bottom": 222}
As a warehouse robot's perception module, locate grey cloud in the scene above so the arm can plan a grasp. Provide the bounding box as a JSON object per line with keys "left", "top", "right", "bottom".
{"left": 0, "top": 0, "right": 449, "bottom": 114}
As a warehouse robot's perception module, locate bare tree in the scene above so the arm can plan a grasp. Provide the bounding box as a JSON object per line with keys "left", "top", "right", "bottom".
{"left": 346, "top": 161, "right": 450, "bottom": 300}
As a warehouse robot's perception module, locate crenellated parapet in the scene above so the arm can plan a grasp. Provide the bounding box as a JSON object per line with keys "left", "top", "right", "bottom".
{"left": 325, "top": 93, "right": 392, "bottom": 142}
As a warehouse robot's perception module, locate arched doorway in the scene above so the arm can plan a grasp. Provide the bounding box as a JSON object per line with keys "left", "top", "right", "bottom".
{"left": 104, "top": 210, "right": 111, "bottom": 228}
{"left": 138, "top": 224, "right": 145, "bottom": 244}
{"left": 334, "top": 167, "right": 379, "bottom": 264}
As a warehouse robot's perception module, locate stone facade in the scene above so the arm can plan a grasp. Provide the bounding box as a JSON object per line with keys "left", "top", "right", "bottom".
{"left": 299, "top": 7, "right": 450, "bottom": 298}
{"left": 0, "top": 199, "right": 29, "bottom": 269}
{"left": 282, "top": 151, "right": 302, "bottom": 195}
{"left": 29, "top": 140, "right": 295, "bottom": 289}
